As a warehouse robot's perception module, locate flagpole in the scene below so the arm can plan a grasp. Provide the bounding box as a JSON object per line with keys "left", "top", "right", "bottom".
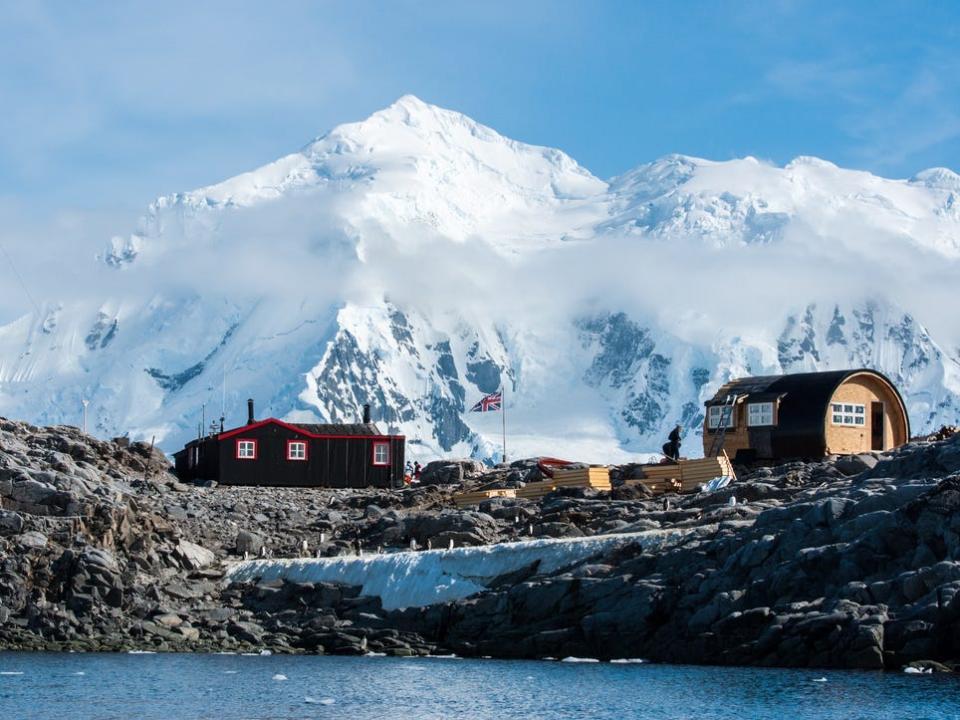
{"left": 501, "top": 384, "right": 507, "bottom": 464}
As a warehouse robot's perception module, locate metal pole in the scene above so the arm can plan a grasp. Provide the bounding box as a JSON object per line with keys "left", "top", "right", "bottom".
{"left": 501, "top": 384, "right": 507, "bottom": 464}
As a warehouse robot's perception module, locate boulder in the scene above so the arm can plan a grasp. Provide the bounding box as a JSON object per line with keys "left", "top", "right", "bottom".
{"left": 835, "top": 454, "right": 879, "bottom": 476}
{"left": 533, "top": 522, "right": 584, "bottom": 538}
{"left": 419, "top": 459, "right": 487, "bottom": 485}
{"left": 0, "top": 510, "right": 24, "bottom": 535}
{"left": 82, "top": 548, "right": 119, "bottom": 573}
{"left": 228, "top": 620, "right": 265, "bottom": 644}
{"left": 400, "top": 510, "right": 500, "bottom": 546}
{"left": 175, "top": 539, "right": 216, "bottom": 570}
{"left": 17, "top": 531, "right": 47, "bottom": 550}
{"left": 235, "top": 530, "right": 264, "bottom": 556}
{"left": 610, "top": 484, "right": 652, "bottom": 500}
{"left": 179, "top": 626, "right": 201, "bottom": 642}
{"left": 154, "top": 613, "right": 183, "bottom": 628}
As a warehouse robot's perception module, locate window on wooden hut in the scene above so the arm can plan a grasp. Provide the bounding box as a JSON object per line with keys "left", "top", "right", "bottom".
{"left": 372, "top": 441, "right": 390, "bottom": 466}
{"left": 747, "top": 402, "right": 775, "bottom": 427}
{"left": 287, "top": 440, "right": 307, "bottom": 461}
{"left": 236, "top": 439, "right": 257, "bottom": 460}
{"left": 831, "top": 403, "right": 866, "bottom": 426}
{"left": 707, "top": 405, "right": 735, "bottom": 430}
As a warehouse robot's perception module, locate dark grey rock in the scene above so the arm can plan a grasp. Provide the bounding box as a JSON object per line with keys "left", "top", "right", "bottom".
{"left": 419, "top": 459, "right": 486, "bottom": 485}
{"left": 17, "top": 531, "right": 47, "bottom": 550}
{"left": 175, "top": 540, "right": 215, "bottom": 570}
{"left": 835, "top": 454, "right": 879, "bottom": 476}
{"left": 235, "top": 530, "right": 264, "bottom": 556}
{"left": 0, "top": 510, "right": 24, "bottom": 535}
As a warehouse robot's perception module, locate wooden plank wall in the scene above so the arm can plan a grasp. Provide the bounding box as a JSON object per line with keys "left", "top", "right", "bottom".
{"left": 825, "top": 375, "right": 908, "bottom": 454}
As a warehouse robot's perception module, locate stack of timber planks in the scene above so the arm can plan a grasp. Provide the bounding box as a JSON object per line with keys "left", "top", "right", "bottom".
{"left": 633, "top": 464, "right": 682, "bottom": 495}
{"left": 452, "top": 488, "right": 517, "bottom": 507}
{"left": 632, "top": 452, "right": 735, "bottom": 495}
{"left": 515, "top": 480, "right": 556, "bottom": 500}
{"left": 676, "top": 453, "right": 735, "bottom": 493}
{"left": 550, "top": 466, "right": 611, "bottom": 491}
{"left": 516, "top": 465, "right": 612, "bottom": 500}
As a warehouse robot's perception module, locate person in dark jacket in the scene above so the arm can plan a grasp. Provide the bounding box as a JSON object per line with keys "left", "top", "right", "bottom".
{"left": 662, "top": 424, "right": 682, "bottom": 461}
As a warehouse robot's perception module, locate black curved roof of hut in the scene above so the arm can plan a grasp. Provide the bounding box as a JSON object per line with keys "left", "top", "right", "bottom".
{"left": 705, "top": 368, "right": 910, "bottom": 458}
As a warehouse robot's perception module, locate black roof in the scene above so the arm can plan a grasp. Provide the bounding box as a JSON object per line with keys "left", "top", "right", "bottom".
{"left": 707, "top": 370, "right": 856, "bottom": 405}
{"left": 291, "top": 423, "right": 382, "bottom": 436}
{"left": 706, "top": 368, "right": 909, "bottom": 458}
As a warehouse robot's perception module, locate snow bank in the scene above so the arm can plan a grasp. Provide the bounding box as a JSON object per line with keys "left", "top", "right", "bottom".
{"left": 224, "top": 526, "right": 713, "bottom": 610}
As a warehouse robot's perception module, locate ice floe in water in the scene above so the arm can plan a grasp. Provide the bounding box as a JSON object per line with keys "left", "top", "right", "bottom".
{"left": 272, "top": 674, "right": 288, "bottom": 681}
{"left": 903, "top": 667, "right": 933, "bottom": 674}
{"left": 812, "top": 677, "right": 828, "bottom": 682}
{"left": 610, "top": 659, "right": 647, "bottom": 664}
{"left": 305, "top": 697, "right": 336, "bottom": 705}
{"left": 127, "top": 650, "right": 156, "bottom": 655}
{"left": 0, "top": 671, "right": 24, "bottom": 675}
{"left": 561, "top": 657, "right": 600, "bottom": 663}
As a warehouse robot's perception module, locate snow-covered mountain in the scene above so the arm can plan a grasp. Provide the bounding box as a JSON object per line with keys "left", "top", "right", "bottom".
{"left": 2, "top": 95, "right": 959, "bottom": 461}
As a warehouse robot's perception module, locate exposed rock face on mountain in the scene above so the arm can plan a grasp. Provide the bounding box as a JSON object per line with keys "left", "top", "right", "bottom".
{"left": 0, "top": 97, "right": 958, "bottom": 461}
{"left": 2, "top": 418, "right": 960, "bottom": 670}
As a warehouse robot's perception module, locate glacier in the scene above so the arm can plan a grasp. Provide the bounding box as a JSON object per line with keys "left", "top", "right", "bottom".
{"left": 0, "top": 95, "right": 958, "bottom": 460}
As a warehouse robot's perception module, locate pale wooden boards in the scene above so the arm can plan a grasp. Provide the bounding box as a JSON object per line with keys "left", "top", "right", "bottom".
{"left": 456, "top": 466, "right": 612, "bottom": 505}
{"left": 629, "top": 453, "right": 736, "bottom": 495}
{"left": 453, "top": 457, "right": 732, "bottom": 506}
{"left": 516, "top": 466, "right": 611, "bottom": 499}
{"left": 452, "top": 488, "right": 517, "bottom": 507}
{"left": 551, "top": 467, "right": 611, "bottom": 487}
{"left": 515, "top": 482, "right": 557, "bottom": 499}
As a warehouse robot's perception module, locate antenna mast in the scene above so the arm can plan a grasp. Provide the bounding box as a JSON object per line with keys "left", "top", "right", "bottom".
{"left": 221, "top": 363, "right": 227, "bottom": 424}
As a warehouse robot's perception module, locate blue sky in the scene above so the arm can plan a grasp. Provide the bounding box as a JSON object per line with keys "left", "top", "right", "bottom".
{"left": 1, "top": 0, "right": 958, "bottom": 216}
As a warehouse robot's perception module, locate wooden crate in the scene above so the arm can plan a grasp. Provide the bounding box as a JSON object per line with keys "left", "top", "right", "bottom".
{"left": 453, "top": 488, "right": 517, "bottom": 507}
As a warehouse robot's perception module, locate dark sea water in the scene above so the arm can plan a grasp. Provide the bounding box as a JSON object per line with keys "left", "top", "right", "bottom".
{"left": 1, "top": 651, "right": 959, "bottom": 720}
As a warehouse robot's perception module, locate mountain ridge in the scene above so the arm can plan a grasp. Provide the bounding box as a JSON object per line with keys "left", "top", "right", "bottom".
{"left": 1, "top": 95, "right": 958, "bottom": 460}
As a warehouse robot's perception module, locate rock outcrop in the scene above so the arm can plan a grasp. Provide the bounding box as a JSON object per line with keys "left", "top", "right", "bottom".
{"left": 2, "top": 416, "right": 960, "bottom": 669}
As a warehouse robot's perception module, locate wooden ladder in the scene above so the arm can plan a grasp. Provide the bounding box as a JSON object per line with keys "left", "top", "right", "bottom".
{"left": 706, "top": 393, "right": 738, "bottom": 458}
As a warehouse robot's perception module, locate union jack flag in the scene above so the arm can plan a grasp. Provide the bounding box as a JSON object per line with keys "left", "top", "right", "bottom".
{"left": 470, "top": 390, "right": 502, "bottom": 412}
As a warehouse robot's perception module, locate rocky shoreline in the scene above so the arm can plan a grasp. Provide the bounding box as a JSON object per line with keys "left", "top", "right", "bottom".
{"left": 2, "top": 417, "right": 960, "bottom": 671}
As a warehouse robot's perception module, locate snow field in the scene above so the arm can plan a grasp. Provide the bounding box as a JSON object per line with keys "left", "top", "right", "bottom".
{"left": 224, "top": 525, "right": 717, "bottom": 610}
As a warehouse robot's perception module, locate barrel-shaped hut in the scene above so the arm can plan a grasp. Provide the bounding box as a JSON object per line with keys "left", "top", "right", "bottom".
{"left": 703, "top": 369, "right": 909, "bottom": 462}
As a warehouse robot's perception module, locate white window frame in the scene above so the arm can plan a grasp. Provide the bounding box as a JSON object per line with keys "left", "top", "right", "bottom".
{"left": 236, "top": 439, "right": 257, "bottom": 460}
{"left": 747, "top": 401, "right": 775, "bottom": 427}
{"left": 372, "top": 441, "right": 390, "bottom": 466}
{"left": 287, "top": 440, "right": 307, "bottom": 461}
{"left": 831, "top": 402, "right": 866, "bottom": 426}
{"left": 707, "top": 405, "right": 736, "bottom": 430}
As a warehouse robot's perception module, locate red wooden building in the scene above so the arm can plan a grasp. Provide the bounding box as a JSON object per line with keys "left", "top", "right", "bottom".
{"left": 173, "top": 400, "right": 405, "bottom": 488}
